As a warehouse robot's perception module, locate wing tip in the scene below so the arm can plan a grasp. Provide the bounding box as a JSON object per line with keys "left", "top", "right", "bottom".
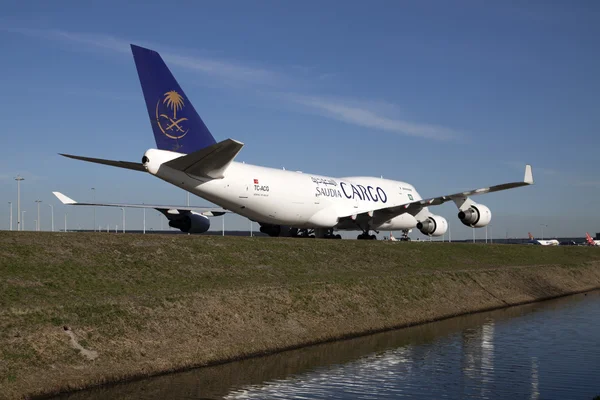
{"left": 53, "top": 191, "right": 76, "bottom": 205}
{"left": 59, "top": 153, "right": 79, "bottom": 161}
{"left": 524, "top": 164, "right": 534, "bottom": 184}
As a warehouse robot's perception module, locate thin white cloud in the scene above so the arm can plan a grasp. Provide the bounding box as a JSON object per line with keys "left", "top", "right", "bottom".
{"left": 286, "top": 94, "right": 459, "bottom": 140}
{"left": 164, "top": 54, "right": 280, "bottom": 86}
{"left": 0, "top": 26, "right": 131, "bottom": 53}
{"left": 0, "top": 26, "right": 284, "bottom": 86}
{"left": 504, "top": 162, "right": 600, "bottom": 189}
{"left": 575, "top": 180, "right": 600, "bottom": 188}
{"left": 504, "top": 162, "right": 558, "bottom": 176}
{"left": 535, "top": 167, "right": 559, "bottom": 176}
{"left": 1, "top": 24, "right": 460, "bottom": 141}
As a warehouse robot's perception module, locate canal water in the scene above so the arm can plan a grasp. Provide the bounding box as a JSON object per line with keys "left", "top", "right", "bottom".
{"left": 56, "top": 291, "right": 600, "bottom": 400}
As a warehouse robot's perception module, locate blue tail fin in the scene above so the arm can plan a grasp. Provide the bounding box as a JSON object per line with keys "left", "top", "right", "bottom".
{"left": 131, "top": 44, "right": 217, "bottom": 154}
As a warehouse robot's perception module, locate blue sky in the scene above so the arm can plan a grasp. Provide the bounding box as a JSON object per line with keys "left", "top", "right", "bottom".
{"left": 1, "top": 1, "right": 599, "bottom": 239}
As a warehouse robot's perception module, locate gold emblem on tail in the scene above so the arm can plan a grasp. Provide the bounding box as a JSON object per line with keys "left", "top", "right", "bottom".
{"left": 156, "top": 90, "right": 189, "bottom": 139}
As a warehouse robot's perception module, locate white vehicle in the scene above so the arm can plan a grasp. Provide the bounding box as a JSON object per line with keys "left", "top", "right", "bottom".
{"left": 387, "top": 230, "right": 412, "bottom": 242}
{"left": 527, "top": 232, "right": 559, "bottom": 246}
{"left": 55, "top": 45, "right": 534, "bottom": 240}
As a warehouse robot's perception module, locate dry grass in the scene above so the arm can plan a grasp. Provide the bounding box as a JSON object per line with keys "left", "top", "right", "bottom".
{"left": 1, "top": 231, "right": 600, "bottom": 399}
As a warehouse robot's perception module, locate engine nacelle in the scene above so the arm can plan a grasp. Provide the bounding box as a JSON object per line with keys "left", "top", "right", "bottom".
{"left": 417, "top": 215, "right": 448, "bottom": 237}
{"left": 458, "top": 203, "right": 492, "bottom": 228}
{"left": 168, "top": 212, "right": 210, "bottom": 233}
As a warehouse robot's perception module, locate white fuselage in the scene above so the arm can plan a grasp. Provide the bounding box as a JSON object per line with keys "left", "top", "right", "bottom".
{"left": 144, "top": 148, "right": 426, "bottom": 231}
{"left": 530, "top": 239, "right": 559, "bottom": 246}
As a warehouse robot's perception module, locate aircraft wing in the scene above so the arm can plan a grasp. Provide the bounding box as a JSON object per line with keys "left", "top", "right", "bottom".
{"left": 53, "top": 192, "right": 228, "bottom": 216}
{"left": 338, "top": 164, "right": 533, "bottom": 223}
{"left": 60, "top": 154, "right": 145, "bottom": 172}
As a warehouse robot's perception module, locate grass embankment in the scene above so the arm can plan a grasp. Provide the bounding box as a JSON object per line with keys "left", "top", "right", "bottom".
{"left": 1, "top": 232, "right": 600, "bottom": 399}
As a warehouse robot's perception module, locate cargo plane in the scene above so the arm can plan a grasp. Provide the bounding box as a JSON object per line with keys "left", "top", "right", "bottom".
{"left": 54, "top": 45, "right": 534, "bottom": 239}
{"left": 527, "top": 232, "right": 559, "bottom": 246}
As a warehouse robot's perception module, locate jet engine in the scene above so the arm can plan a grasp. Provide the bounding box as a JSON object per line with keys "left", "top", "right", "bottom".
{"left": 417, "top": 215, "right": 448, "bottom": 236}
{"left": 168, "top": 212, "right": 210, "bottom": 233}
{"left": 458, "top": 203, "right": 491, "bottom": 227}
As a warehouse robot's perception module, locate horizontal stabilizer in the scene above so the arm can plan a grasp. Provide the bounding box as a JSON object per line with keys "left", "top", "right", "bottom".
{"left": 60, "top": 154, "right": 145, "bottom": 172}
{"left": 164, "top": 138, "right": 244, "bottom": 179}
{"left": 52, "top": 192, "right": 228, "bottom": 216}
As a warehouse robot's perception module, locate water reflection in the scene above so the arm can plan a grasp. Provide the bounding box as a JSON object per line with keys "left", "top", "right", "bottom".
{"left": 531, "top": 356, "right": 539, "bottom": 400}
{"left": 460, "top": 321, "right": 495, "bottom": 398}
{"left": 55, "top": 291, "right": 600, "bottom": 400}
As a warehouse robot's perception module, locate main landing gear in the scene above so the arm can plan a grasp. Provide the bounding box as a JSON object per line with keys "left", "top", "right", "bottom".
{"left": 258, "top": 224, "right": 342, "bottom": 239}
{"left": 314, "top": 228, "right": 342, "bottom": 239}
{"left": 400, "top": 229, "right": 411, "bottom": 241}
{"left": 293, "top": 228, "right": 341, "bottom": 239}
{"left": 296, "top": 228, "right": 314, "bottom": 238}
{"left": 357, "top": 232, "right": 377, "bottom": 240}
{"left": 326, "top": 229, "right": 343, "bottom": 240}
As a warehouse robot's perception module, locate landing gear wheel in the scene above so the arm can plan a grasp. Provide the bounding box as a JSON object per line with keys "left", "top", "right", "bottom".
{"left": 335, "top": 234, "right": 342, "bottom": 239}
{"left": 296, "top": 229, "right": 314, "bottom": 238}
{"left": 357, "top": 231, "right": 377, "bottom": 240}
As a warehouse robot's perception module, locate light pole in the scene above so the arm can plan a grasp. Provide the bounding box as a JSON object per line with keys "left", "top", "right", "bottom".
{"left": 48, "top": 204, "right": 54, "bottom": 232}
{"left": 15, "top": 176, "right": 24, "bottom": 231}
{"left": 91, "top": 187, "right": 96, "bottom": 232}
{"left": 540, "top": 224, "right": 548, "bottom": 240}
{"left": 64, "top": 213, "right": 67, "bottom": 232}
{"left": 35, "top": 200, "right": 42, "bottom": 231}
{"left": 8, "top": 202, "right": 12, "bottom": 231}
{"left": 485, "top": 225, "right": 488, "bottom": 244}
{"left": 120, "top": 208, "right": 125, "bottom": 233}
{"left": 143, "top": 207, "right": 146, "bottom": 234}
{"left": 22, "top": 211, "right": 26, "bottom": 231}
{"left": 250, "top": 220, "right": 253, "bottom": 237}
{"left": 222, "top": 214, "right": 225, "bottom": 236}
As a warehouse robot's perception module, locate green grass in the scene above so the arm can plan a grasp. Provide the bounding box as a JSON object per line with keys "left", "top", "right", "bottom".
{"left": 2, "top": 232, "right": 598, "bottom": 309}
{"left": 2, "top": 231, "right": 599, "bottom": 337}
{"left": 1, "top": 231, "right": 599, "bottom": 399}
